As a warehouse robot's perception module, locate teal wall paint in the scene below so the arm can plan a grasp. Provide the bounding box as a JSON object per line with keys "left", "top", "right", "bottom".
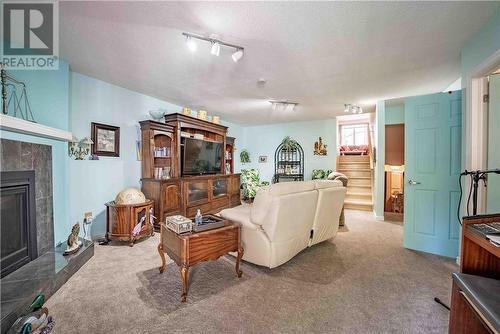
{"left": 239, "top": 119, "right": 337, "bottom": 183}
{"left": 487, "top": 74, "right": 500, "bottom": 213}
{"left": 0, "top": 61, "right": 71, "bottom": 245}
{"left": 8, "top": 62, "right": 70, "bottom": 131}
{"left": 68, "top": 72, "right": 244, "bottom": 238}
{"left": 374, "top": 101, "right": 386, "bottom": 218}
{"left": 385, "top": 104, "right": 405, "bottom": 125}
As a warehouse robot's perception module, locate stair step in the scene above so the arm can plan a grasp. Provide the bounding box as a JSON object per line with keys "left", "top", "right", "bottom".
{"left": 338, "top": 164, "right": 371, "bottom": 170}
{"left": 348, "top": 178, "right": 372, "bottom": 186}
{"left": 337, "top": 169, "right": 372, "bottom": 177}
{"left": 344, "top": 200, "right": 373, "bottom": 211}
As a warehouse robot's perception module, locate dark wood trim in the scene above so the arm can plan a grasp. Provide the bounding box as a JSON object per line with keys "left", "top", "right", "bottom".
{"left": 91, "top": 122, "right": 120, "bottom": 157}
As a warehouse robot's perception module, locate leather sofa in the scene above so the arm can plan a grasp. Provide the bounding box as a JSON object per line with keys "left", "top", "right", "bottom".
{"left": 220, "top": 180, "right": 346, "bottom": 268}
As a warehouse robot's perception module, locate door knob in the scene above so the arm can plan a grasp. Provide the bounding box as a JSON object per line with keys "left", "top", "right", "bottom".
{"left": 408, "top": 179, "right": 421, "bottom": 185}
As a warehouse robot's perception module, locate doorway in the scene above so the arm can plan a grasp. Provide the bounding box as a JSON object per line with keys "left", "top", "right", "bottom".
{"left": 384, "top": 124, "right": 404, "bottom": 222}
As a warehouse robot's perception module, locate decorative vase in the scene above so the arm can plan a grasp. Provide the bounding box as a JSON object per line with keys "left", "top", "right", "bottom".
{"left": 182, "top": 107, "right": 192, "bottom": 116}
{"left": 212, "top": 115, "right": 220, "bottom": 124}
{"left": 197, "top": 110, "right": 207, "bottom": 121}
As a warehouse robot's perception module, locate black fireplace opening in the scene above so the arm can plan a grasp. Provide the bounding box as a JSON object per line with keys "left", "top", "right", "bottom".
{"left": 1, "top": 171, "right": 37, "bottom": 278}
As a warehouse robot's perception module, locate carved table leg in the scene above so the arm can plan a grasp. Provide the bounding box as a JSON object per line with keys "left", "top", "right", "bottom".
{"left": 180, "top": 266, "right": 189, "bottom": 302}
{"left": 236, "top": 248, "right": 244, "bottom": 278}
{"left": 158, "top": 243, "right": 166, "bottom": 273}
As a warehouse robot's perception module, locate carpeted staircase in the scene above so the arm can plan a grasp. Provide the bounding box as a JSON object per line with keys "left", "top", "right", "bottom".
{"left": 337, "top": 155, "right": 373, "bottom": 211}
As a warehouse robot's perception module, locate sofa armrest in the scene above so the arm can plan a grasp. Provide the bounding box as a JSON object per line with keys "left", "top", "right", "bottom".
{"left": 220, "top": 205, "right": 260, "bottom": 230}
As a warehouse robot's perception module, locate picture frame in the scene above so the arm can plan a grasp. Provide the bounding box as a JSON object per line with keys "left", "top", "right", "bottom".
{"left": 91, "top": 122, "right": 120, "bottom": 157}
{"left": 259, "top": 155, "right": 268, "bottom": 163}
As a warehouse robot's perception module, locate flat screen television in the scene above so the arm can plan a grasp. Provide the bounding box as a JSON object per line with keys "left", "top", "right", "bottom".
{"left": 182, "top": 138, "right": 222, "bottom": 175}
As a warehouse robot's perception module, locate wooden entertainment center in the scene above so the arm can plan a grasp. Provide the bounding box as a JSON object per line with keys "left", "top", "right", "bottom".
{"left": 140, "top": 114, "right": 240, "bottom": 226}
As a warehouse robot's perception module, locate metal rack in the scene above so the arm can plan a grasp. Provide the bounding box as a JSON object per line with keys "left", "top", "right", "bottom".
{"left": 1, "top": 63, "right": 35, "bottom": 122}
{"left": 273, "top": 141, "right": 304, "bottom": 183}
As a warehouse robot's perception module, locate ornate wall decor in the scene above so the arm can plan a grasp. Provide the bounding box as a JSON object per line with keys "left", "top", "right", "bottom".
{"left": 313, "top": 137, "right": 328, "bottom": 156}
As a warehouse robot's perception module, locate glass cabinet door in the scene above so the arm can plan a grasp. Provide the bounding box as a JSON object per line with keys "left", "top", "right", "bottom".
{"left": 212, "top": 178, "right": 228, "bottom": 198}
{"left": 187, "top": 181, "right": 209, "bottom": 204}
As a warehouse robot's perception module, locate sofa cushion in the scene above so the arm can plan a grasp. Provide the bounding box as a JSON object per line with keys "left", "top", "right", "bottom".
{"left": 314, "top": 179, "right": 343, "bottom": 189}
{"left": 250, "top": 186, "right": 272, "bottom": 225}
{"left": 268, "top": 180, "right": 316, "bottom": 196}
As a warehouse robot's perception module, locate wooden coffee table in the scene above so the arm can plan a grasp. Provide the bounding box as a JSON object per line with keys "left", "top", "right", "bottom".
{"left": 157, "top": 215, "right": 243, "bottom": 302}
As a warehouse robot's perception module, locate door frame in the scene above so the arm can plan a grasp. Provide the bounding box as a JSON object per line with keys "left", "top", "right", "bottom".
{"left": 464, "top": 49, "right": 500, "bottom": 214}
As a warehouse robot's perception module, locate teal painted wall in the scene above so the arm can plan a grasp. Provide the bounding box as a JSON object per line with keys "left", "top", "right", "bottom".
{"left": 69, "top": 72, "right": 244, "bottom": 238}
{"left": 385, "top": 104, "right": 405, "bottom": 125}
{"left": 239, "top": 119, "right": 337, "bottom": 183}
{"left": 374, "top": 101, "right": 386, "bottom": 218}
{"left": 0, "top": 61, "right": 71, "bottom": 245}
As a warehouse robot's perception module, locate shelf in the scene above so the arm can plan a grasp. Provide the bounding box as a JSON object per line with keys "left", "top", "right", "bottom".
{"left": 154, "top": 156, "right": 171, "bottom": 159}
{"left": 0, "top": 114, "right": 73, "bottom": 141}
{"left": 275, "top": 173, "right": 303, "bottom": 177}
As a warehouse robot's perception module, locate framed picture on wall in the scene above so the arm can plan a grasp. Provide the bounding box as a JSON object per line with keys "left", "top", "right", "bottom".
{"left": 91, "top": 122, "right": 120, "bottom": 157}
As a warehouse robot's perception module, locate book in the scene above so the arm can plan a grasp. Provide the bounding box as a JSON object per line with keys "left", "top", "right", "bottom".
{"left": 486, "top": 234, "right": 500, "bottom": 247}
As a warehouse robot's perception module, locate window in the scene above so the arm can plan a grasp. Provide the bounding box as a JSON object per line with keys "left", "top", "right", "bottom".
{"left": 340, "top": 124, "right": 368, "bottom": 146}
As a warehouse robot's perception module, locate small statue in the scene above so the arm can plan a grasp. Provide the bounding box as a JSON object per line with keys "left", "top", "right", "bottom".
{"left": 64, "top": 223, "right": 82, "bottom": 255}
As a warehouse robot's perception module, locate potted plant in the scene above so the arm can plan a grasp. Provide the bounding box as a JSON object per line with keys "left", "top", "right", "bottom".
{"left": 281, "top": 136, "right": 298, "bottom": 151}
{"left": 240, "top": 149, "right": 251, "bottom": 164}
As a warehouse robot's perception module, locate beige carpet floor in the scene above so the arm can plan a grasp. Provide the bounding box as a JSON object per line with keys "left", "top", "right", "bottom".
{"left": 45, "top": 210, "right": 457, "bottom": 334}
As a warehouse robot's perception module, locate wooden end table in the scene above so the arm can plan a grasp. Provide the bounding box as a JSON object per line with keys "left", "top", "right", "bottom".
{"left": 157, "top": 215, "right": 243, "bottom": 302}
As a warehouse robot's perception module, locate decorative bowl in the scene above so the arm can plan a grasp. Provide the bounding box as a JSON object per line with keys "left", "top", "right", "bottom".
{"left": 149, "top": 109, "right": 166, "bottom": 121}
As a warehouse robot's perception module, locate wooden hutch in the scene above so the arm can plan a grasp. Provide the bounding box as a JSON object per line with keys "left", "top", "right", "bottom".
{"left": 140, "top": 114, "right": 240, "bottom": 227}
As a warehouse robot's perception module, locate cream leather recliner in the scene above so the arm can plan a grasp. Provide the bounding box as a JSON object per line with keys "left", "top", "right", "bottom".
{"left": 220, "top": 180, "right": 346, "bottom": 268}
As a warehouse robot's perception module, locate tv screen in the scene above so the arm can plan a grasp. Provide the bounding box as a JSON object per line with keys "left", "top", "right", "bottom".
{"left": 182, "top": 138, "right": 222, "bottom": 175}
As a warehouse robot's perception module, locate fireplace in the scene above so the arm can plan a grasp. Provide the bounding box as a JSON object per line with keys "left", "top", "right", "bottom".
{"left": 1, "top": 171, "right": 37, "bottom": 278}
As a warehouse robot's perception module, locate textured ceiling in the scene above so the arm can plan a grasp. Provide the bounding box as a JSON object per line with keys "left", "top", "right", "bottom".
{"left": 60, "top": 1, "right": 499, "bottom": 125}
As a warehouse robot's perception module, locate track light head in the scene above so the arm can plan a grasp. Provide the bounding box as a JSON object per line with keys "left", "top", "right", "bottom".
{"left": 186, "top": 36, "right": 197, "bottom": 52}
{"left": 210, "top": 42, "right": 221, "bottom": 56}
{"left": 232, "top": 49, "right": 244, "bottom": 62}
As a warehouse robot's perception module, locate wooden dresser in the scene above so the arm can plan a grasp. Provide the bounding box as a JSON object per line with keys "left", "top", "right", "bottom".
{"left": 139, "top": 115, "right": 241, "bottom": 226}
{"left": 449, "top": 214, "right": 500, "bottom": 334}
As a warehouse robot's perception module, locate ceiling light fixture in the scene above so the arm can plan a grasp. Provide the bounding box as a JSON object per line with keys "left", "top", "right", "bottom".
{"left": 210, "top": 42, "right": 221, "bottom": 56}
{"left": 344, "top": 104, "right": 363, "bottom": 114}
{"left": 182, "top": 32, "right": 244, "bottom": 61}
{"left": 232, "top": 49, "right": 244, "bottom": 62}
{"left": 185, "top": 35, "right": 197, "bottom": 52}
{"left": 269, "top": 101, "right": 298, "bottom": 112}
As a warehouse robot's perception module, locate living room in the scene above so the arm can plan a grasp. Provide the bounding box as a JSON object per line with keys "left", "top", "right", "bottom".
{"left": 1, "top": 2, "right": 500, "bottom": 334}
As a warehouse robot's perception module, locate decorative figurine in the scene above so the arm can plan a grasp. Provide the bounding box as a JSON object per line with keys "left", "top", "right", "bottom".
{"left": 313, "top": 137, "right": 328, "bottom": 156}
{"left": 64, "top": 223, "right": 82, "bottom": 255}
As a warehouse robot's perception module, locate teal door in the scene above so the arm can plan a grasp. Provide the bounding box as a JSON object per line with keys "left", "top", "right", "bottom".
{"left": 404, "top": 91, "right": 462, "bottom": 258}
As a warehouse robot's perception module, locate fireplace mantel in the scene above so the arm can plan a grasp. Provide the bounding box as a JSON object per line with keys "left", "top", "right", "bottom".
{"left": 0, "top": 114, "right": 72, "bottom": 141}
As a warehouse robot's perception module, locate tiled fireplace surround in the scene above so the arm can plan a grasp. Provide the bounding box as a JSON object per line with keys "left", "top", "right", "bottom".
{"left": 0, "top": 138, "right": 94, "bottom": 333}
{"left": 1, "top": 139, "right": 55, "bottom": 256}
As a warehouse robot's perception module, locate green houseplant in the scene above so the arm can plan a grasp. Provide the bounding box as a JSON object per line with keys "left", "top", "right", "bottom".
{"left": 281, "top": 136, "right": 298, "bottom": 151}
{"left": 240, "top": 149, "right": 251, "bottom": 163}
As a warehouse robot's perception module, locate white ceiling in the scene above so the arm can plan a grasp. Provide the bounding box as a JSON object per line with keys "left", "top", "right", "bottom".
{"left": 60, "top": 1, "right": 499, "bottom": 125}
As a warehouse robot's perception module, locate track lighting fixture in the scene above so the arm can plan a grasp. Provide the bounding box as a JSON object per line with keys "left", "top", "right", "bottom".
{"left": 182, "top": 32, "right": 244, "bottom": 62}
{"left": 232, "top": 49, "right": 244, "bottom": 62}
{"left": 210, "top": 42, "right": 221, "bottom": 56}
{"left": 186, "top": 35, "right": 197, "bottom": 52}
{"left": 269, "top": 101, "right": 298, "bottom": 112}
{"left": 344, "top": 104, "right": 363, "bottom": 114}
